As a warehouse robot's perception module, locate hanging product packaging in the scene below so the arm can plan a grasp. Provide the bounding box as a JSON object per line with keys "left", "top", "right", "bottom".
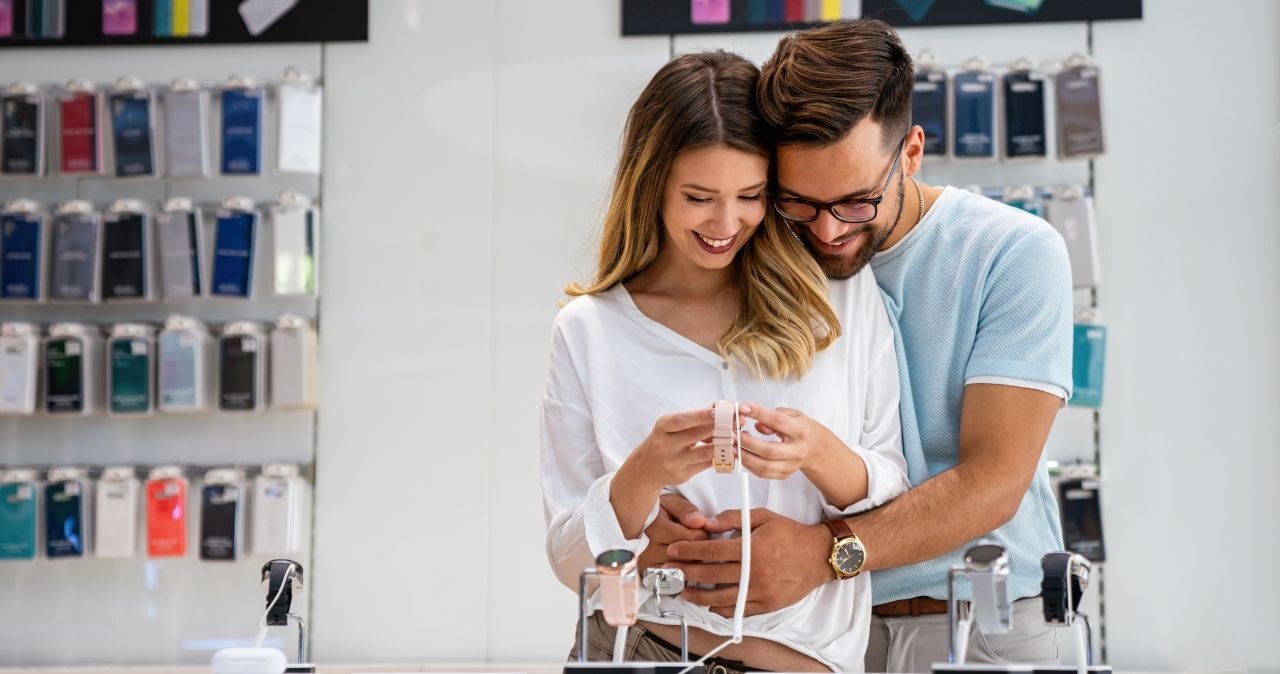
{"left": 162, "top": 79, "right": 211, "bottom": 179}
{"left": 101, "top": 199, "right": 154, "bottom": 302}
{"left": 0, "top": 200, "right": 46, "bottom": 301}
{"left": 109, "top": 78, "right": 157, "bottom": 177}
{"left": 108, "top": 323, "right": 155, "bottom": 416}
{"left": 1002, "top": 59, "right": 1048, "bottom": 160}
{"left": 45, "top": 322, "right": 103, "bottom": 415}
{"left": 1055, "top": 465, "right": 1106, "bottom": 562}
{"left": 0, "top": 322, "right": 40, "bottom": 415}
{"left": 220, "top": 76, "right": 264, "bottom": 176}
{"left": 57, "top": 80, "right": 104, "bottom": 175}
{"left": 952, "top": 57, "right": 997, "bottom": 160}
{"left": 1002, "top": 185, "right": 1044, "bottom": 218}
{"left": 95, "top": 466, "right": 139, "bottom": 559}
{"left": 911, "top": 52, "right": 948, "bottom": 157}
{"left": 49, "top": 200, "right": 102, "bottom": 302}
{"left": 270, "top": 314, "right": 319, "bottom": 411}
{"left": 210, "top": 197, "right": 258, "bottom": 298}
{"left": 277, "top": 68, "right": 323, "bottom": 174}
{"left": 1070, "top": 309, "right": 1106, "bottom": 409}
{"left": 219, "top": 321, "right": 267, "bottom": 412}
{"left": 0, "top": 469, "right": 39, "bottom": 560}
{"left": 252, "top": 463, "right": 304, "bottom": 556}
{"left": 271, "top": 191, "right": 318, "bottom": 297}
{"left": 155, "top": 197, "right": 204, "bottom": 299}
{"left": 1056, "top": 54, "right": 1105, "bottom": 160}
{"left": 158, "top": 314, "right": 214, "bottom": 413}
{"left": 102, "top": 0, "right": 138, "bottom": 36}
{"left": 44, "top": 468, "right": 90, "bottom": 559}
{"left": 199, "top": 468, "right": 246, "bottom": 561}
{"left": 1045, "top": 185, "right": 1101, "bottom": 289}
{"left": 145, "top": 466, "right": 187, "bottom": 558}
{"left": 2, "top": 83, "right": 45, "bottom": 176}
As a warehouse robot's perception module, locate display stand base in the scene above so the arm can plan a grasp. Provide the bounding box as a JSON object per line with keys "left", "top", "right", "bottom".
{"left": 933, "top": 665, "right": 1033, "bottom": 674}
{"left": 1033, "top": 667, "right": 1112, "bottom": 674}
{"left": 286, "top": 664, "right": 317, "bottom": 673}
{"left": 565, "top": 662, "right": 704, "bottom": 674}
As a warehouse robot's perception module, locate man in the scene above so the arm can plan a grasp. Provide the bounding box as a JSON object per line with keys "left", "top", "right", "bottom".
{"left": 640, "top": 19, "right": 1074, "bottom": 672}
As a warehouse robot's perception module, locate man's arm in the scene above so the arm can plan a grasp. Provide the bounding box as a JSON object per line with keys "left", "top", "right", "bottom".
{"left": 667, "top": 383, "right": 1059, "bottom": 615}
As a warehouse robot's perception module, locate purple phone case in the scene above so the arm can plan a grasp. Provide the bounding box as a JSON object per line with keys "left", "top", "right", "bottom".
{"left": 103, "top": 0, "right": 138, "bottom": 36}
{"left": 0, "top": 0, "right": 12, "bottom": 37}
{"left": 691, "top": 0, "right": 731, "bottom": 24}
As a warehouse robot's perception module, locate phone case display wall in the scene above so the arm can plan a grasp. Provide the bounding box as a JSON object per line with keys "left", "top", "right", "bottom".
{"left": 914, "top": 43, "right": 1111, "bottom": 664}
{"left": 0, "top": 58, "right": 322, "bottom": 668}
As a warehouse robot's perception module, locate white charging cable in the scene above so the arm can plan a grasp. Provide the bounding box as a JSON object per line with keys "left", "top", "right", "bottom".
{"left": 254, "top": 563, "right": 296, "bottom": 648}
{"left": 677, "top": 402, "right": 751, "bottom": 674}
{"left": 613, "top": 625, "right": 629, "bottom": 663}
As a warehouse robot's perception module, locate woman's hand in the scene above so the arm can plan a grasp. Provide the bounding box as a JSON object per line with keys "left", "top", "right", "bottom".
{"left": 620, "top": 408, "right": 719, "bottom": 491}
{"left": 737, "top": 403, "right": 840, "bottom": 480}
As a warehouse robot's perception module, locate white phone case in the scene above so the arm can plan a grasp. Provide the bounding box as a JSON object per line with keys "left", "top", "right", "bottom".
{"left": 95, "top": 473, "right": 139, "bottom": 559}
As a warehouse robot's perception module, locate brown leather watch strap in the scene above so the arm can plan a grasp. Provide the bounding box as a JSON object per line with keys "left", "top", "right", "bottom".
{"left": 823, "top": 518, "right": 854, "bottom": 541}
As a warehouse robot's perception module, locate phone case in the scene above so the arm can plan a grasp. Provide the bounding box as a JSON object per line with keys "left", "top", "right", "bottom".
{"left": 101, "top": 211, "right": 150, "bottom": 301}
{"left": 252, "top": 473, "right": 301, "bottom": 555}
{"left": 95, "top": 476, "right": 139, "bottom": 558}
{"left": 1056, "top": 65, "right": 1105, "bottom": 159}
{"left": 1069, "top": 322, "right": 1106, "bottom": 408}
{"left": 691, "top": 0, "right": 730, "bottom": 24}
{"left": 0, "top": 1, "right": 13, "bottom": 37}
{"left": 159, "top": 328, "right": 210, "bottom": 411}
{"left": 1058, "top": 476, "right": 1105, "bottom": 561}
{"left": 219, "top": 334, "right": 263, "bottom": 411}
{"left": 50, "top": 211, "right": 102, "bottom": 302}
{"left": 3, "top": 93, "right": 45, "bottom": 176}
{"left": 152, "top": 0, "right": 171, "bottom": 36}
{"left": 59, "top": 92, "right": 102, "bottom": 174}
{"left": 270, "top": 322, "right": 319, "bottom": 410}
{"left": 220, "top": 89, "right": 263, "bottom": 176}
{"left": 145, "top": 477, "right": 187, "bottom": 558}
{"left": 162, "top": 89, "right": 211, "bottom": 178}
{"left": 272, "top": 207, "right": 317, "bottom": 296}
{"left": 211, "top": 210, "right": 256, "bottom": 298}
{"left": 912, "top": 70, "right": 948, "bottom": 157}
{"left": 45, "top": 336, "right": 86, "bottom": 413}
{"left": 0, "top": 328, "right": 39, "bottom": 414}
{"left": 156, "top": 209, "right": 203, "bottom": 299}
{"left": 109, "top": 336, "right": 152, "bottom": 414}
{"left": 0, "top": 212, "right": 43, "bottom": 300}
{"left": 952, "top": 70, "right": 996, "bottom": 159}
{"left": 1045, "top": 195, "right": 1100, "bottom": 289}
{"left": 102, "top": 0, "right": 138, "bottom": 36}
{"left": 109, "top": 91, "right": 155, "bottom": 177}
{"left": 0, "top": 482, "right": 37, "bottom": 560}
{"left": 199, "top": 483, "right": 244, "bottom": 561}
{"left": 44, "top": 480, "right": 88, "bottom": 558}
{"left": 277, "top": 84, "right": 322, "bottom": 174}
{"left": 784, "top": 0, "right": 805, "bottom": 22}
{"left": 1002, "top": 70, "right": 1047, "bottom": 159}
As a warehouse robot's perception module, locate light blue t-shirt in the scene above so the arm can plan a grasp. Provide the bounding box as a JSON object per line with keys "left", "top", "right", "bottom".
{"left": 868, "top": 186, "right": 1074, "bottom": 603}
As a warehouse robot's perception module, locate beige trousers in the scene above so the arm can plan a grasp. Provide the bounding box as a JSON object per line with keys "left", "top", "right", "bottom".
{"left": 865, "top": 598, "right": 1060, "bottom": 673}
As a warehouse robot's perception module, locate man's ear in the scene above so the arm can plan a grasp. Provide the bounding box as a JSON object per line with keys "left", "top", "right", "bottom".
{"left": 904, "top": 124, "right": 926, "bottom": 177}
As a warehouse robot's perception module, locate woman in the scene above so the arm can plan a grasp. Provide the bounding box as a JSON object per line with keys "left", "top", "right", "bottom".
{"left": 540, "top": 51, "right": 908, "bottom": 673}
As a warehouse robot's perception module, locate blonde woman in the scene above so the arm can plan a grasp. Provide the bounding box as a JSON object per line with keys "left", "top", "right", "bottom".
{"left": 540, "top": 51, "right": 909, "bottom": 673}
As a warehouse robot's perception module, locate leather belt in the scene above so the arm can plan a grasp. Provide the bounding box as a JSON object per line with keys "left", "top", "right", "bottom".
{"left": 872, "top": 596, "right": 959, "bottom": 617}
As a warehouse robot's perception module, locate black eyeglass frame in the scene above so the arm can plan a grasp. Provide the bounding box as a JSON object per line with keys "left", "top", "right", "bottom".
{"left": 771, "top": 134, "right": 909, "bottom": 225}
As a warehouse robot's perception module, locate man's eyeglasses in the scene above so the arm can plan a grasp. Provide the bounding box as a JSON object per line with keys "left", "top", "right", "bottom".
{"left": 772, "top": 134, "right": 908, "bottom": 224}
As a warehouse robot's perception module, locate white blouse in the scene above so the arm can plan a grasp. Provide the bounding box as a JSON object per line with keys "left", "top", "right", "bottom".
{"left": 540, "top": 268, "right": 909, "bottom": 672}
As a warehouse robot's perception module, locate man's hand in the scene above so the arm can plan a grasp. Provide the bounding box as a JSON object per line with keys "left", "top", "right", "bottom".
{"left": 665, "top": 508, "right": 834, "bottom": 617}
{"left": 637, "top": 493, "right": 714, "bottom": 572}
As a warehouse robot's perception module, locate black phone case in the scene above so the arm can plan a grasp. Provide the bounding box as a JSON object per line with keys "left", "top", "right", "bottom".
{"left": 199, "top": 484, "right": 241, "bottom": 561}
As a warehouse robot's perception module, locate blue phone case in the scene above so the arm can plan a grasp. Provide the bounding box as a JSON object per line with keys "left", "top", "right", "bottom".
{"left": 952, "top": 71, "right": 996, "bottom": 158}
{"left": 0, "top": 482, "right": 37, "bottom": 560}
{"left": 110, "top": 92, "right": 155, "bottom": 177}
{"left": 220, "top": 89, "right": 263, "bottom": 175}
{"left": 1069, "top": 323, "right": 1106, "bottom": 408}
{"left": 912, "top": 71, "right": 948, "bottom": 157}
{"left": 1, "top": 213, "right": 42, "bottom": 300}
{"left": 44, "top": 481, "right": 86, "bottom": 558}
{"left": 211, "top": 211, "right": 256, "bottom": 297}
{"left": 2, "top": 95, "right": 42, "bottom": 175}
{"left": 1003, "top": 71, "right": 1047, "bottom": 158}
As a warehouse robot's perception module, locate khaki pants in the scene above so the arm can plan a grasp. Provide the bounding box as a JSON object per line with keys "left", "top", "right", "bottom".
{"left": 865, "top": 598, "right": 1060, "bottom": 673}
{"left": 569, "top": 612, "right": 763, "bottom": 674}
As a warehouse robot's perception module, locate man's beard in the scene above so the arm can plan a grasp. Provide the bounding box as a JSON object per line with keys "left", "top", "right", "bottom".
{"left": 797, "top": 173, "right": 906, "bottom": 280}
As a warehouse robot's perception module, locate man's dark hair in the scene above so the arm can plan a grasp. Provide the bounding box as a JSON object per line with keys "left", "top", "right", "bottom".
{"left": 757, "top": 19, "right": 914, "bottom": 150}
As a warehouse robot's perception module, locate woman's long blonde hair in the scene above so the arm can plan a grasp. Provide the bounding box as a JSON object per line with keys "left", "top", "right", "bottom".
{"left": 567, "top": 51, "right": 839, "bottom": 379}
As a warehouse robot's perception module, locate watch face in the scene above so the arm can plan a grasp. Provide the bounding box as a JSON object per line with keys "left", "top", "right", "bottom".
{"left": 595, "top": 549, "right": 635, "bottom": 570}
{"left": 965, "top": 542, "right": 1006, "bottom": 569}
{"left": 835, "top": 540, "right": 865, "bottom": 575}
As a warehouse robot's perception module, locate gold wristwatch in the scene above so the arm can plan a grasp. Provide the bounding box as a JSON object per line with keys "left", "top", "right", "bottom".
{"left": 824, "top": 519, "right": 867, "bottom": 579}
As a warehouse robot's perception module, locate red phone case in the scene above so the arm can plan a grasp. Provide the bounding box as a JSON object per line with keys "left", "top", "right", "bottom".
{"left": 59, "top": 94, "right": 98, "bottom": 173}
{"left": 146, "top": 478, "right": 187, "bottom": 557}
{"left": 785, "top": 0, "right": 806, "bottom": 22}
